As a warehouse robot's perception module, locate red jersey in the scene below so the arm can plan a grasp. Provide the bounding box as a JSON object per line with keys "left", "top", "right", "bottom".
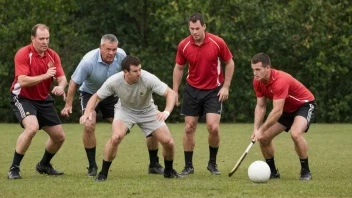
{"left": 176, "top": 32, "right": 232, "bottom": 90}
{"left": 253, "top": 69, "right": 315, "bottom": 113}
{"left": 10, "top": 44, "right": 65, "bottom": 100}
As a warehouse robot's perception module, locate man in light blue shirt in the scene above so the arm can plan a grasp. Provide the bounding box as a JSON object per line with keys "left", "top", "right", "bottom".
{"left": 61, "top": 34, "right": 163, "bottom": 177}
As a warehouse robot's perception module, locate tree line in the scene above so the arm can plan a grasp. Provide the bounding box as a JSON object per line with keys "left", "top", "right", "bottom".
{"left": 0, "top": 0, "right": 351, "bottom": 123}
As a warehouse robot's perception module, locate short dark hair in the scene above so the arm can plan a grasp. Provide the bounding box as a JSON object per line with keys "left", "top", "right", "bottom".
{"left": 189, "top": 13, "right": 205, "bottom": 25}
{"left": 31, "top": 24, "right": 49, "bottom": 37}
{"left": 121, "top": 55, "right": 141, "bottom": 72}
{"left": 251, "top": 53, "right": 271, "bottom": 67}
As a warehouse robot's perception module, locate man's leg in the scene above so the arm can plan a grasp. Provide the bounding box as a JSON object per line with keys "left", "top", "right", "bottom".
{"left": 290, "top": 116, "right": 311, "bottom": 180}
{"left": 83, "top": 111, "right": 98, "bottom": 176}
{"left": 259, "top": 122, "right": 286, "bottom": 178}
{"left": 180, "top": 116, "right": 198, "bottom": 175}
{"left": 205, "top": 113, "right": 221, "bottom": 175}
{"left": 8, "top": 116, "right": 39, "bottom": 179}
{"left": 95, "top": 119, "right": 127, "bottom": 182}
{"left": 153, "top": 125, "right": 182, "bottom": 179}
{"left": 36, "top": 124, "right": 66, "bottom": 175}
{"left": 146, "top": 135, "right": 164, "bottom": 174}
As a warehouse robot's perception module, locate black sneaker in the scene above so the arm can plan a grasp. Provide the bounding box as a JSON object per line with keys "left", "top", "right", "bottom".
{"left": 36, "top": 163, "right": 64, "bottom": 175}
{"left": 207, "top": 161, "right": 221, "bottom": 175}
{"left": 180, "top": 166, "right": 194, "bottom": 175}
{"left": 87, "top": 166, "right": 98, "bottom": 177}
{"left": 300, "top": 168, "right": 312, "bottom": 181}
{"left": 164, "top": 169, "right": 183, "bottom": 178}
{"left": 270, "top": 169, "right": 280, "bottom": 179}
{"left": 148, "top": 162, "right": 164, "bottom": 174}
{"left": 95, "top": 172, "right": 107, "bottom": 182}
{"left": 8, "top": 166, "right": 22, "bottom": 179}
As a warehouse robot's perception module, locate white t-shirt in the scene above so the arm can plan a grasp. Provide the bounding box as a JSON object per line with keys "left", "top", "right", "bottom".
{"left": 97, "top": 70, "right": 168, "bottom": 111}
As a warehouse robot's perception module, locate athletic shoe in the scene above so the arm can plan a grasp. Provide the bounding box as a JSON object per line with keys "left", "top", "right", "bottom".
{"left": 8, "top": 166, "right": 22, "bottom": 179}
{"left": 300, "top": 168, "right": 312, "bottom": 181}
{"left": 180, "top": 166, "right": 194, "bottom": 175}
{"left": 95, "top": 172, "right": 107, "bottom": 182}
{"left": 164, "top": 169, "right": 183, "bottom": 178}
{"left": 36, "top": 163, "right": 64, "bottom": 175}
{"left": 148, "top": 162, "right": 164, "bottom": 174}
{"left": 87, "top": 166, "right": 98, "bottom": 177}
{"left": 207, "top": 161, "right": 221, "bottom": 175}
{"left": 270, "top": 169, "right": 280, "bottom": 179}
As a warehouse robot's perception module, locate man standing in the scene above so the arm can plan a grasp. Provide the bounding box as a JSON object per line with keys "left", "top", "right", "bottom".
{"left": 61, "top": 34, "right": 163, "bottom": 176}
{"left": 8, "top": 24, "right": 67, "bottom": 179}
{"left": 173, "top": 13, "right": 235, "bottom": 175}
{"left": 80, "top": 55, "right": 182, "bottom": 181}
{"left": 251, "top": 52, "right": 317, "bottom": 180}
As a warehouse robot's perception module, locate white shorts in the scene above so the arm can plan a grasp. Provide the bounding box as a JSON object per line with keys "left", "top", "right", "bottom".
{"left": 114, "top": 102, "right": 166, "bottom": 137}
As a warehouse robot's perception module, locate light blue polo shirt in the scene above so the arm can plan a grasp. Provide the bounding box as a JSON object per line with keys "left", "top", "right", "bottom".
{"left": 71, "top": 48, "right": 126, "bottom": 94}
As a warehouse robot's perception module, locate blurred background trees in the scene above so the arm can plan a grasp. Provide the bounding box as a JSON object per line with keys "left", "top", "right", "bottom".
{"left": 0, "top": 0, "right": 351, "bottom": 123}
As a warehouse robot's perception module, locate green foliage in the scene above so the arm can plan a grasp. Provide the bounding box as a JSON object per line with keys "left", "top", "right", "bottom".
{"left": 0, "top": 0, "right": 351, "bottom": 122}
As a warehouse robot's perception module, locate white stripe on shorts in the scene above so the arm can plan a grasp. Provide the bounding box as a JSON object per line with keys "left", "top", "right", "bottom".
{"left": 307, "top": 103, "right": 314, "bottom": 122}
{"left": 13, "top": 95, "right": 26, "bottom": 118}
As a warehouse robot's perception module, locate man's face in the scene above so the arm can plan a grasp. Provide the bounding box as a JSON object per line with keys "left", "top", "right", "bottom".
{"left": 251, "top": 62, "right": 270, "bottom": 82}
{"left": 125, "top": 64, "right": 141, "bottom": 84}
{"left": 189, "top": 20, "right": 206, "bottom": 42}
{"left": 31, "top": 28, "right": 49, "bottom": 54}
{"left": 100, "top": 41, "right": 118, "bottom": 64}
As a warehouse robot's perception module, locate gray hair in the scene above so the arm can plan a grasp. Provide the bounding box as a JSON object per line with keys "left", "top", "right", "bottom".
{"left": 100, "top": 34, "right": 118, "bottom": 45}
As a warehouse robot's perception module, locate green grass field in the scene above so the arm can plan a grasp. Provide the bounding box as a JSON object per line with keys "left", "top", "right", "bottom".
{"left": 1, "top": 123, "right": 351, "bottom": 198}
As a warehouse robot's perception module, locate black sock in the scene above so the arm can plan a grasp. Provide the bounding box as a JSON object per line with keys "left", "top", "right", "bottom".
{"left": 40, "top": 149, "right": 55, "bottom": 166}
{"left": 209, "top": 146, "right": 219, "bottom": 162}
{"left": 148, "top": 149, "right": 158, "bottom": 167}
{"left": 100, "top": 160, "right": 112, "bottom": 176}
{"left": 184, "top": 151, "right": 193, "bottom": 167}
{"left": 85, "top": 147, "right": 97, "bottom": 168}
{"left": 265, "top": 157, "right": 277, "bottom": 173}
{"left": 164, "top": 159, "right": 173, "bottom": 171}
{"left": 11, "top": 151, "right": 24, "bottom": 168}
{"left": 300, "top": 158, "right": 310, "bottom": 171}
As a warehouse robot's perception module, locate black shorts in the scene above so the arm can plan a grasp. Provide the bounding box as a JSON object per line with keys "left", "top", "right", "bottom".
{"left": 278, "top": 101, "right": 317, "bottom": 132}
{"left": 10, "top": 94, "right": 61, "bottom": 129}
{"left": 79, "top": 91, "right": 118, "bottom": 119}
{"left": 181, "top": 83, "right": 222, "bottom": 116}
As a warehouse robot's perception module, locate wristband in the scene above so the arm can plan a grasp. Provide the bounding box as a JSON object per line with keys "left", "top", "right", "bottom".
{"left": 163, "top": 111, "right": 170, "bottom": 117}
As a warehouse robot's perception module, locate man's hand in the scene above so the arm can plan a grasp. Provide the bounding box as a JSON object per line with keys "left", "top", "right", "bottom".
{"left": 174, "top": 92, "right": 180, "bottom": 106}
{"left": 46, "top": 67, "right": 56, "bottom": 78}
{"left": 156, "top": 111, "right": 170, "bottom": 121}
{"left": 217, "top": 86, "right": 229, "bottom": 102}
{"left": 251, "top": 128, "right": 264, "bottom": 142}
{"left": 51, "top": 86, "right": 65, "bottom": 96}
{"left": 61, "top": 104, "right": 72, "bottom": 117}
{"left": 80, "top": 113, "right": 93, "bottom": 124}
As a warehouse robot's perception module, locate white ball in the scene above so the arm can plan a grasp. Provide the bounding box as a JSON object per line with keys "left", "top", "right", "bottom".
{"left": 248, "top": 160, "right": 271, "bottom": 183}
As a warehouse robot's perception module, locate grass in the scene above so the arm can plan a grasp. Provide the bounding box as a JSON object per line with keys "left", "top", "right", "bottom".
{"left": 0, "top": 123, "right": 352, "bottom": 198}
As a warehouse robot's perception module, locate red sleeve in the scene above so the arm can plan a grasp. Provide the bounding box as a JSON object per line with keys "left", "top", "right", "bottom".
{"left": 272, "top": 78, "right": 289, "bottom": 100}
{"left": 14, "top": 47, "right": 30, "bottom": 77}
{"left": 218, "top": 38, "right": 232, "bottom": 62}
{"left": 253, "top": 79, "right": 264, "bottom": 98}
{"left": 175, "top": 41, "right": 187, "bottom": 65}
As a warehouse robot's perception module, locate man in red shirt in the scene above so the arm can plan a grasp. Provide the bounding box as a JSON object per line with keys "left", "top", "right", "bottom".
{"left": 8, "top": 24, "right": 67, "bottom": 179}
{"left": 173, "top": 13, "right": 235, "bottom": 175}
{"left": 251, "top": 53, "right": 317, "bottom": 180}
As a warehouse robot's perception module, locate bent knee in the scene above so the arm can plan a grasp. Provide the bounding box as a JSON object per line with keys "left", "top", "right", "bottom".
{"left": 184, "top": 123, "right": 196, "bottom": 134}
{"left": 258, "top": 137, "right": 272, "bottom": 146}
{"left": 111, "top": 135, "right": 123, "bottom": 146}
{"left": 207, "top": 123, "right": 219, "bottom": 134}
{"left": 84, "top": 122, "right": 96, "bottom": 134}
{"left": 24, "top": 125, "right": 40, "bottom": 138}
